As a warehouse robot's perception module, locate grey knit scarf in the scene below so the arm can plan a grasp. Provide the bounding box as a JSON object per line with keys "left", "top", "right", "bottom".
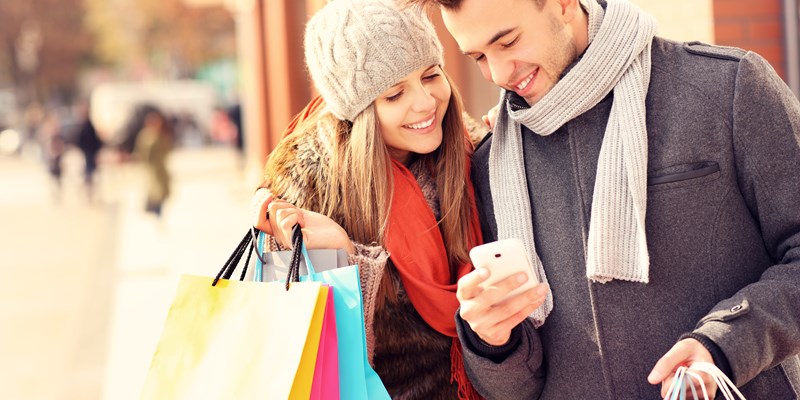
{"left": 489, "top": 0, "right": 658, "bottom": 326}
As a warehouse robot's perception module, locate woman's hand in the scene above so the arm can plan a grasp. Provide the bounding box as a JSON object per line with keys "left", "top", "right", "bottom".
{"left": 251, "top": 188, "right": 354, "bottom": 254}
{"left": 252, "top": 188, "right": 274, "bottom": 232}
{"left": 295, "top": 209, "right": 356, "bottom": 254}
{"left": 482, "top": 104, "right": 500, "bottom": 130}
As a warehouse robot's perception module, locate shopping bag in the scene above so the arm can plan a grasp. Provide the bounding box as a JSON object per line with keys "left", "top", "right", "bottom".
{"left": 257, "top": 247, "right": 348, "bottom": 281}
{"left": 142, "top": 277, "right": 328, "bottom": 399}
{"left": 256, "top": 228, "right": 391, "bottom": 400}
{"left": 253, "top": 231, "right": 348, "bottom": 282}
{"left": 310, "top": 287, "right": 340, "bottom": 400}
{"left": 664, "top": 361, "right": 746, "bottom": 400}
{"left": 256, "top": 227, "right": 341, "bottom": 400}
{"left": 141, "top": 229, "right": 332, "bottom": 400}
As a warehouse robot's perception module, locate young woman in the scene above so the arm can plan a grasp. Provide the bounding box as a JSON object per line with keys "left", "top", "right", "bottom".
{"left": 254, "top": 0, "right": 487, "bottom": 398}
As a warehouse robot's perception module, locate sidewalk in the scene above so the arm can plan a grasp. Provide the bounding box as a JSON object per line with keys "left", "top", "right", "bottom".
{"left": 102, "top": 147, "right": 254, "bottom": 400}
{"left": 0, "top": 146, "right": 255, "bottom": 400}
{"left": 0, "top": 151, "right": 120, "bottom": 400}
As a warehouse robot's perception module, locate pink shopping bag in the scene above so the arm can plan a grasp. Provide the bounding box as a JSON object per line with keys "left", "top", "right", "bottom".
{"left": 310, "top": 286, "right": 340, "bottom": 400}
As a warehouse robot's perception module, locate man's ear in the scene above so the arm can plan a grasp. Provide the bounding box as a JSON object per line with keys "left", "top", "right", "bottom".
{"left": 558, "top": 0, "right": 581, "bottom": 23}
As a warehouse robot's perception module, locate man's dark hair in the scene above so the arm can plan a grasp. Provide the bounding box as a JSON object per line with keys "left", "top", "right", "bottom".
{"left": 401, "top": 0, "right": 545, "bottom": 12}
{"left": 400, "top": 0, "right": 464, "bottom": 11}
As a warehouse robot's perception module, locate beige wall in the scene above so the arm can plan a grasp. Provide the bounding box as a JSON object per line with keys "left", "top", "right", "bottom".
{"left": 632, "top": 0, "right": 715, "bottom": 43}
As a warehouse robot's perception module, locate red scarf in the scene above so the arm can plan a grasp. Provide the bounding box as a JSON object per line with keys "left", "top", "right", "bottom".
{"left": 281, "top": 95, "right": 325, "bottom": 137}
{"left": 385, "top": 159, "right": 484, "bottom": 400}
{"left": 284, "top": 97, "right": 484, "bottom": 399}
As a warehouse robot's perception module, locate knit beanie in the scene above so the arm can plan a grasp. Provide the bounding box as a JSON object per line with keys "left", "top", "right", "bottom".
{"left": 304, "top": 0, "right": 444, "bottom": 121}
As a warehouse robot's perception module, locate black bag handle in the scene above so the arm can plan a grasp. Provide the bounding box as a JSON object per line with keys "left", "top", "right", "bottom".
{"left": 211, "top": 224, "right": 304, "bottom": 291}
{"left": 212, "top": 229, "right": 256, "bottom": 286}
{"left": 284, "top": 224, "right": 304, "bottom": 291}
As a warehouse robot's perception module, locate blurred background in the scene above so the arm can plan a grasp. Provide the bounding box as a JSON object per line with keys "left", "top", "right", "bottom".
{"left": 0, "top": 0, "right": 796, "bottom": 399}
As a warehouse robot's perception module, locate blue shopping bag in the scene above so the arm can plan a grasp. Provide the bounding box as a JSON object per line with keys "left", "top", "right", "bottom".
{"left": 256, "top": 229, "right": 390, "bottom": 400}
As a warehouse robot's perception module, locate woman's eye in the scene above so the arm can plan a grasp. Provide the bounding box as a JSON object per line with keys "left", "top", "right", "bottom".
{"left": 386, "top": 91, "right": 403, "bottom": 102}
{"left": 423, "top": 73, "right": 440, "bottom": 81}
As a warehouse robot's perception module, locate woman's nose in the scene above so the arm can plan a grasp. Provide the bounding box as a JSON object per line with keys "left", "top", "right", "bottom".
{"left": 410, "top": 85, "right": 436, "bottom": 114}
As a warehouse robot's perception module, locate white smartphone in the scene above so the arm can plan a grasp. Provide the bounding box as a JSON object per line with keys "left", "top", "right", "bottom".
{"left": 469, "top": 239, "right": 539, "bottom": 301}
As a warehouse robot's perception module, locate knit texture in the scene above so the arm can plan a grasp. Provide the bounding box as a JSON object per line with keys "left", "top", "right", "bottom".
{"left": 304, "top": 0, "right": 444, "bottom": 121}
{"left": 489, "top": 0, "right": 657, "bottom": 326}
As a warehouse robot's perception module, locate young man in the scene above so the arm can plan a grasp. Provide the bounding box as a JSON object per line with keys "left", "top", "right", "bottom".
{"left": 406, "top": 0, "right": 800, "bottom": 398}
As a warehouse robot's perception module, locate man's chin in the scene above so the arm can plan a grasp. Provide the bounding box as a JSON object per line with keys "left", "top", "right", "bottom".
{"left": 523, "top": 94, "right": 542, "bottom": 107}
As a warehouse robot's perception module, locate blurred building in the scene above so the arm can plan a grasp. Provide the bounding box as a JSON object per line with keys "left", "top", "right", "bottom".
{"left": 711, "top": 0, "right": 797, "bottom": 92}
{"left": 226, "top": 0, "right": 799, "bottom": 183}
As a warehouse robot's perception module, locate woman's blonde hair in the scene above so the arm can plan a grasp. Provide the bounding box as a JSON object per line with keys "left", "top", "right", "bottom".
{"left": 276, "top": 72, "right": 475, "bottom": 273}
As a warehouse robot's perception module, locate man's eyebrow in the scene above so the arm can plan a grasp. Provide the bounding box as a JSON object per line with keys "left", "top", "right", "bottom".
{"left": 487, "top": 28, "right": 515, "bottom": 47}
{"left": 461, "top": 28, "right": 516, "bottom": 56}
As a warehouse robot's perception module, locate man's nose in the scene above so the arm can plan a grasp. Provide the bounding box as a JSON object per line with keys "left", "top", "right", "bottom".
{"left": 488, "top": 57, "right": 514, "bottom": 88}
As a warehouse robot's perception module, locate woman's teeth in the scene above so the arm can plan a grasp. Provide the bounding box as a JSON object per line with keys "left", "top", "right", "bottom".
{"left": 405, "top": 116, "right": 434, "bottom": 130}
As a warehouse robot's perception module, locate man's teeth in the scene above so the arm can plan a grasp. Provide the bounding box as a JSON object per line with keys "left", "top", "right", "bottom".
{"left": 516, "top": 73, "right": 534, "bottom": 91}
{"left": 405, "top": 116, "right": 434, "bottom": 129}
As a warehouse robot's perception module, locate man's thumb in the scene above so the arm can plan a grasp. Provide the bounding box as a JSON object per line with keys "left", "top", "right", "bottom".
{"left": 648, "top": 344, "right": 687, "bottom": 384}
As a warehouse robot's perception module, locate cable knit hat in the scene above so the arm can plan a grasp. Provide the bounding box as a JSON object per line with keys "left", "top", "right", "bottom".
{"left": 304, "top": 0, "right": 444, "bottom": 121}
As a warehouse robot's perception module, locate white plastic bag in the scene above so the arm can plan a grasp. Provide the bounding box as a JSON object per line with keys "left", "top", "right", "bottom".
{"left": 664, "top": 362, "right": 746, "bottom": 400}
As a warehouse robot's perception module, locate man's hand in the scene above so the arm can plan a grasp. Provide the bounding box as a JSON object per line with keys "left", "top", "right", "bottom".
{"left": 648, "top": 338, "right": 718, "bottom": 399}
{"left": 457, "top": 268, "right": 549, "bottom": 346}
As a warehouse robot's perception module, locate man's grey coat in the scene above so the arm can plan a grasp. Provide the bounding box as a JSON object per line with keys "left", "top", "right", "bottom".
{"left": 461, "top": 38, "right": 800, "bottom": 399}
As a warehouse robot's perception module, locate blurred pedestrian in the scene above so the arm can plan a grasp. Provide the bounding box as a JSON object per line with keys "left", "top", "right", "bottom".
{"left": 38, "top": 111, "right": 64, "bottom": 202}
{"left": 22, "top": 101, "right": 44, "bottom": 154}
{"left": 134, "top": 110, "right": 173, "bottom": 217}
{"left": 75, "top": 102, "right": 103, "bottom": 202}
{"left": 226, "top": 103, "right": 242, "bottom": 154}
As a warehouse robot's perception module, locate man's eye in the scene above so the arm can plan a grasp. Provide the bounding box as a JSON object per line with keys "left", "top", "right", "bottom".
{"left": 502, "top": 37, "right": 519, "bottom": 48}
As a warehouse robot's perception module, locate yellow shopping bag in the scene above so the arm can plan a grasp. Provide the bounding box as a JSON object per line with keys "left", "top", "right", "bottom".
{"left": 141, "top": 275, "right": 329, "bottom": 400}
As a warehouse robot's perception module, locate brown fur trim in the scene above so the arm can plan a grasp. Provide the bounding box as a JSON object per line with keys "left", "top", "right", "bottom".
{"left": 462, "top": 111, "right": 490, "bottom": 146}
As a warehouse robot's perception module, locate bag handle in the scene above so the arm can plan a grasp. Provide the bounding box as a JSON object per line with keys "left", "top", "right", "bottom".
{"left": 284, "top": 223, "right": 320, "bottom": 290}
{"left": 284, "top": 224, "right": 303, "bottom": 289}
{"left": 211, "top": 229, "right": 255, "bottom": 286}
{"left": 665, "top": 362, "right": 746, "bottom": 400}
{"left": 213, "top": 224, "right": 317, "bottom": 290}
{"left": 300, "top": 243, "right": 317, "bottom": 275}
